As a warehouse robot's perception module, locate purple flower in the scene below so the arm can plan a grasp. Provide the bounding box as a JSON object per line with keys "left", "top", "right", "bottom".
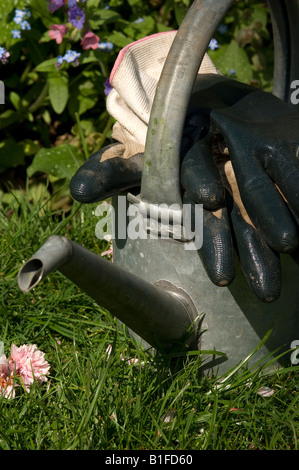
{"left": 104, "top": 78, "right": 113, "bottom": 96}
{"left": 68, "top": 0, "right": 77, "bottom": 7}
{"left": 47, "top": 0, "right": 67, "bottom": 13}
{"left": 68, "top": 6, "right": 85, "bottom": 29}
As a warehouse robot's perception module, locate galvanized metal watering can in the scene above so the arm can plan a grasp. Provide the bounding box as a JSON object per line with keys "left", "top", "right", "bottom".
{"left": 18, "top": 0, "right": 299, "bottom": 374}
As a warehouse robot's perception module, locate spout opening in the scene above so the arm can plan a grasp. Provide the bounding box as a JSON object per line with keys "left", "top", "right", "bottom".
{"left": 18, "top": 258, "right": 44, "bottom": 293}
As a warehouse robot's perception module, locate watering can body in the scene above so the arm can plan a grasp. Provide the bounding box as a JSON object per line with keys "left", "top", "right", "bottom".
{"left": 112, "top": 192, "right": 299, "bottom": 373}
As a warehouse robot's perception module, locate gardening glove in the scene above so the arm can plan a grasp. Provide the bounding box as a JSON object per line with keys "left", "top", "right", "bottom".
{"left": 182, "top": 73, "right": 299, "bottom": 253}
{"left": 70, "top": 31, "right": 219, "bottom": 202}
{"left": 182, "top": 146, "right": 281, "bottom": 302}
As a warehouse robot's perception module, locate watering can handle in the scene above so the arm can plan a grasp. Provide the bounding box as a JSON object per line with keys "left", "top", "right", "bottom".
{"left": 140, "top": 0, "right": 299, "bottom": 208}
{"left": 270, "top": 0, "right": 299, "bottom": 101}
{"left": 140, "top": 0, "right": 234, "bottom": 208}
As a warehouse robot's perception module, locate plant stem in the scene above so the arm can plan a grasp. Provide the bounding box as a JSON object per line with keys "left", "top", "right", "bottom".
{"left": 28, "top": 82, "right": 49, "bottom": 113}
{"left": 161, "top": 0, "right": 173, "bottom": 25}
{"left": 75, "top": 112, "right": 89, "bottom": 160}
{"left": 94, "top": 114, "right": 114, "bottom": 151}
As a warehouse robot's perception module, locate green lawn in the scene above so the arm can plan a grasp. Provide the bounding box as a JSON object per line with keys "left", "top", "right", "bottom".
{"left": 0, "top": 183, "right": 299, "bottom": 450}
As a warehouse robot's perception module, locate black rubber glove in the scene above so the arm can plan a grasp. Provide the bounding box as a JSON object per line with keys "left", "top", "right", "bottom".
{"left": 179, "top": 74, "right": 299, "bottom": 301}
{"left": 181, "top": 139, "right": 281, "bottom": 302}
{"left": 181, "top": 73, "right": 299, "bottom": 254}
{"left": 70, "top": 143, "right": 143, "bottom": 203}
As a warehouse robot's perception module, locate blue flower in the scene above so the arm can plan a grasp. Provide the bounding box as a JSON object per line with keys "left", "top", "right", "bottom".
{"left": 13, "top": 8, "right": 31, "bottom": 33}
{"left": 20, "top": 20, "right": 31, "bottom": 30}
{"left": 11, "top": 29, "right": 21, "bottom": 38}
{"left": 56, "top": 49, "right": 81, "bottom": 67}
{"left": 68, "top": 0, "right": 77, "bottom": 7}
{"left": 134, "top": 17, "right": 144, "bottom": 23}
{"left": 229, "top": 69, "right": 236, "bottom": 75}
{"left": 13, "top": 9, "right": 26, "bottom": 24}
{"left": 13, "top": 8, "right": 31, "bottom": 24}
{"left": 208, "top": 38, "right": 219, "bottom": 50}
{"left": 0, "top": 46, "right": 10, "bottom": 64}
{"left": 217, "top": 24, "right": 228, "bottom": 34}
{"left": 68, "top": 6, "right": 85, "bottom": 29}
{"left": 64, "top": 49, "right": 81, "bottom": 62}
{"left": 98, "top": 41, "right": 114, "bottom": 52}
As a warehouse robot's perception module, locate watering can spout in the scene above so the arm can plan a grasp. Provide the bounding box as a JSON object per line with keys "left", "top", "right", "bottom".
{"left": 18, "top": 235, "right": 200, "bottom": 353}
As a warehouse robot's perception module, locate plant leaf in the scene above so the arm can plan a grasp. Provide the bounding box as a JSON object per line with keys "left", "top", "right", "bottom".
{"left": 27, "top": 144, "right": 85, "bottom": 181}
{"left": 0, "top": 139, "right": 25, "bottom": 171}
{"left": 208, "top": 39, "right": 253, "bottom": 83}
{"left": 48, "top": 72, "right": 69, "bottom": 114}
{"left": 35, "top": 58, "right": 58, "bottom": 72}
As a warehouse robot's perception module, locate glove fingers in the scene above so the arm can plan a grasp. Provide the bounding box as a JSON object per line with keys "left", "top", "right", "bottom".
{"left": 227, "top": 147, "right": 298, "bottom": 253}
{"left": 196, "top": 210, "right": 235, "bottom": 290}
{"left": 200, "top": 206, "right": 235, "bottom": 286}
{"left": 238, "top": 166, "right": 298, "bottom": 254}
{"left": 181, "top": 139, "right": 225, "bottom": 211}
{"left": 183, "top": 192, "right": 234, "bottom": 286}
{"left": 70, "top": 143, "right": 143, "bottom": 203}
{"left": 211, "top": 110, "right": 299, "bottom": 253}
{"left": 229, "top": 196, "right": 281, "bottom": 303}
{"left": 262, "top": 143, "right": 299, "bottom": 221}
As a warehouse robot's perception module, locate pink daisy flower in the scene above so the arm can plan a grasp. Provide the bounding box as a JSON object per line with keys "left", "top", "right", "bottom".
{"left": 0, "top": 376, "right": 16, "bottom": 399}
{"left": 0, "top": 354, "right": 16, "bottom": 399}
{"left": 10, "top": 343, "right": 50, "bottom": 391}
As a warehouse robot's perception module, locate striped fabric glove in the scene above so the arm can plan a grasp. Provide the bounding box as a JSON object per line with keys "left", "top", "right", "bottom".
{"left": 70, "top": 31, "right": 219, "bottom": 202}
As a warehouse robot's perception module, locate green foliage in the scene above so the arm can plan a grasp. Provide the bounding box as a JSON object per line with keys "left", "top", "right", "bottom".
{"left": 27, "top": 143, "right": 85, "bottom": 181}
{"left": 209, "top": 0, "right": 273, "bottom": 89}
{"left": 0, "top": 0, "right": 274, "bottom": 207}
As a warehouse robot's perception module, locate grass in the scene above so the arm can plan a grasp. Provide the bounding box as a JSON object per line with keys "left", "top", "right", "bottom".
{"left": 1, "top": 181, "right": 299, "bottom": 450}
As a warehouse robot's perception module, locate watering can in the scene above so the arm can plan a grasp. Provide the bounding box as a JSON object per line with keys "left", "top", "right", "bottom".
{"left": 18, "top": 0, "right": 299, "bottom": 374}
